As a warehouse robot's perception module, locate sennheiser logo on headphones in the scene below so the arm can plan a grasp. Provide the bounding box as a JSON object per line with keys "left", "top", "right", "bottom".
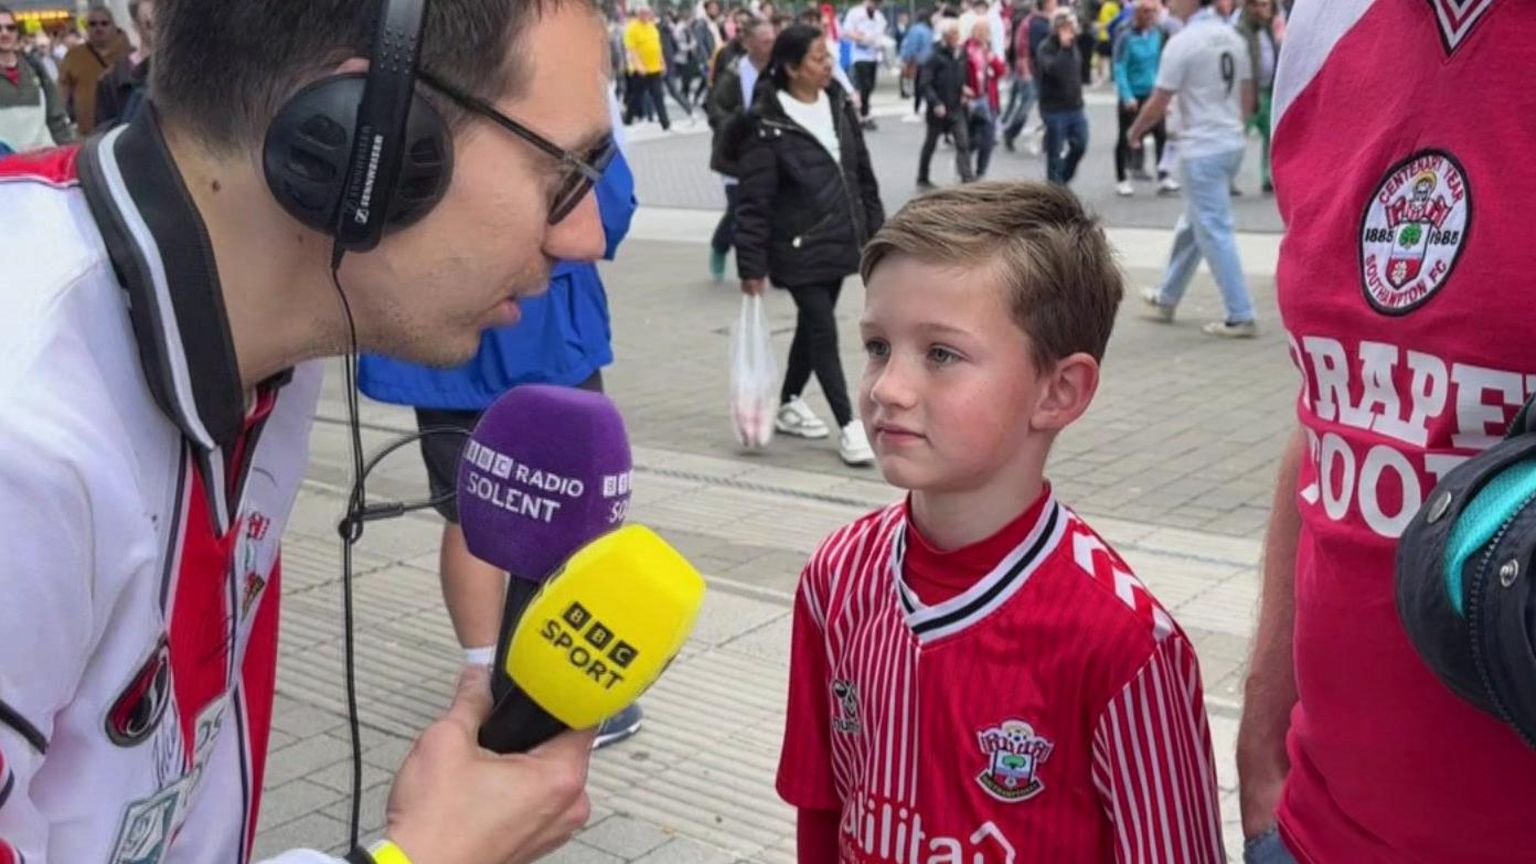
{"left": 354, "top": 132, "right": 386, "bottom": 224}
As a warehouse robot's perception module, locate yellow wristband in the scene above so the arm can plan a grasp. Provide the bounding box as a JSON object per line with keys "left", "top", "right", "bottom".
{"left": 369, "top": 840, "right": 414, "bottom": 864}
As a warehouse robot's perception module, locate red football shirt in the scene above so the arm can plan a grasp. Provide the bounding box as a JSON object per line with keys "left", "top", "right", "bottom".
{"left": 1272, "top": 1, "right": 1536, "bottom": 860}
{"left": 777, "top": 492, "right": 1223, "bottom": 863}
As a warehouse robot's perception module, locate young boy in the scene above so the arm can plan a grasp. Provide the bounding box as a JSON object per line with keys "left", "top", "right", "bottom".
{"left": 777, "top": 182, "right": 1223, "bottom": 863}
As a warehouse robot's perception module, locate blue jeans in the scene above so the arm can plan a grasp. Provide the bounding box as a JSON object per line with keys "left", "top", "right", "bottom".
{"left": 1243, "top": 827, "right": 1297, "bottom": 864}
{"left": 1151, "top": 147, "right": 1255, "bottom": 323}
{"left": 1001, "top": 77, "right": 1037, "bottom": 140}
{"left": 1043, "top": 109, "right": 1088, "bottom": 185}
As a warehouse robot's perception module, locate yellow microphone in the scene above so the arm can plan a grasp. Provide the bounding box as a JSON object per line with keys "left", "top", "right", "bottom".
{"left": 477, "top": 524, "right": 707, "bottom": 753}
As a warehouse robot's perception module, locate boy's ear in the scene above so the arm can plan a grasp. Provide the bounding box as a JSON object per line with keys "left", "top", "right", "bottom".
{"left": 1031, "top": 352, "right": 1100, "bottom": 433}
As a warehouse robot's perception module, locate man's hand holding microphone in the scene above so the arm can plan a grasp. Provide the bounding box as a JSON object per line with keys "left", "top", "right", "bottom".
{"left": 362, "top": 385, "right": 705, "bottom": 864}
{"left": 383, "top": 666, "right": 595, "bottom": 864}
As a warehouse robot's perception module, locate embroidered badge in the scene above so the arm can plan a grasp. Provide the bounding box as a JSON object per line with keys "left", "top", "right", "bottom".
{"left": 1359, "top": 149, "right": 1470, "bottom": 315}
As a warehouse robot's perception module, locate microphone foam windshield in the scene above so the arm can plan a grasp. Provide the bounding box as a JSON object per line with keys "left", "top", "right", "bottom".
{"left": 458, "top": 384, "right": 633, "bottom": 579}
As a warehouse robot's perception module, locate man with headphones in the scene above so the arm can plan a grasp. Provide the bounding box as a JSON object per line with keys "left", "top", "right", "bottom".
{"left": 0, "top": 0, "right": 612, "bottom": 862}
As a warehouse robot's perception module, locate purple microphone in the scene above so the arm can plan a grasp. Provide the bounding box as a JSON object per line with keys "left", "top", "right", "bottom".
{"left": 457, "top": 384, "right": 632, "bottom": 709}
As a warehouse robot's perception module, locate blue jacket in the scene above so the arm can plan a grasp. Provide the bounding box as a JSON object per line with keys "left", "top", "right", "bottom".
{"left": 899, "top": 21, "right": 934, "bottom": 65}
{"left": 358, "top": 149, "right": 637, "bottom": 410}
{"left": 1112, "top": 25, "right": 1164, "bottom": 102}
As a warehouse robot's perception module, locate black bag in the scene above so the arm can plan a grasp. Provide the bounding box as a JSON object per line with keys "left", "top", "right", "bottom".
{"left": 710, "top": 110, "right": 753, "bottom": 177}
{"left": 1396, "top": 396, "right": 1536, "bottom": 749}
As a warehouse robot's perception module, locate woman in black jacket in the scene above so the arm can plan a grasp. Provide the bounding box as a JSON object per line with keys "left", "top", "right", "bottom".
{"left": 735, "top": 23, "right": 884, "bottom": 466}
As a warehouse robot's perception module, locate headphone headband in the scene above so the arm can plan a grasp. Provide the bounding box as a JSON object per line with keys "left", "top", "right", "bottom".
{"left": 334, "top": 0, "right": 428, "bottom": 254}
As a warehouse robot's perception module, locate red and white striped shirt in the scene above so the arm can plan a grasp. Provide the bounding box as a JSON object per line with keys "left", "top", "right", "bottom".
{"left": 777, "top": 492, "right": 1223, "bottom": 863}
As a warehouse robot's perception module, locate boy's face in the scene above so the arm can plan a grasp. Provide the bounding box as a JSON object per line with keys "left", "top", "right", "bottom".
{"left": 860, "top": 256, "right": 1066, "bottom": 495}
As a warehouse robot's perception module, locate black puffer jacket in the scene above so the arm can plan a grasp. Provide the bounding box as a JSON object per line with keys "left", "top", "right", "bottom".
{"left": 735, "top": 79, "right": 885, "bottom": 288}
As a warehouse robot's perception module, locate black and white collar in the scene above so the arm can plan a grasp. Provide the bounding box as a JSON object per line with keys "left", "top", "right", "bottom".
{"left": 892, "top": 493, "right": 1066, "bottom": 644}
{"left": 78, "top": 107, "right": 284, "bottom": 534}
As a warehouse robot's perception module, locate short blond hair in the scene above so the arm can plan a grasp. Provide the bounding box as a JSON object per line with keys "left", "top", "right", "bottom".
{"left": 860, "top": 181, "right": 1124, "bottom": 367}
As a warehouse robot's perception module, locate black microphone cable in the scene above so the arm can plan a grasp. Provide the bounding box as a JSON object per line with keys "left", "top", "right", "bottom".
{"left": 325, "top": 255, "right": 469, "bottom": 849}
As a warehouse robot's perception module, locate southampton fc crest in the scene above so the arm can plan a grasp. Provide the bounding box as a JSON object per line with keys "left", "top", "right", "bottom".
{"left": 1358, "top": 149, "right": 1470, "bottom": 315}
{"left": 975, "top": 719, "right": 1054, "bottom": 803}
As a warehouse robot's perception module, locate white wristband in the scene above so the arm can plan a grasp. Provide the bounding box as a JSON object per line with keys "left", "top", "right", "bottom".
{"left": 464, "top": 646, "right": 496, "bottom": 666}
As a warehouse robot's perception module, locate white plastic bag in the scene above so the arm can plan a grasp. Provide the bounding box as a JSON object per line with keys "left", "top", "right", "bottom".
{"left": 729, "top": 293, "right": 779, "bottom": 448}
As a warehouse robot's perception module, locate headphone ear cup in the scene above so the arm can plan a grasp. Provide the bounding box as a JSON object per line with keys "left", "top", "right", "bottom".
{"left": 385, "top": 92, "right": 453, "bottom": 229}
{"left": 263, "top": 75, "right": 368, "bottom": 234}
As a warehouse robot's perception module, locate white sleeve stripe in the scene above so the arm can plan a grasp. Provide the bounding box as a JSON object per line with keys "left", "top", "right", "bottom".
{"left": 1092, "top": 638, "right": 1224, "bottom": 863}
{"left": 1271, "top": 0, "right": 1376, "bottom": 135}
{"left": 1145, "top": 654, "right": 1186, "bottom": 861}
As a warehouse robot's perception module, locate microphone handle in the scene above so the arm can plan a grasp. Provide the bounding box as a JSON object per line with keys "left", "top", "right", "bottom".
{"left": 490, "top": 576, "right": 543, "bottom": 705}
{"left": 478, "top": 689, "right": 570, "bottom": 753}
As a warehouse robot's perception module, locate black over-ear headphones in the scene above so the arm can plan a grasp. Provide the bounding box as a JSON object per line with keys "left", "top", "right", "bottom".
{"left": 262, "top": 0, "right": 453, "bottom": 256}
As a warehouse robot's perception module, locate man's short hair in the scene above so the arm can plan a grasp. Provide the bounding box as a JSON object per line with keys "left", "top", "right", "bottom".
{"left": 861, "top": 181, "right": 1124, "bottom": 367}
{"left": 153, "top": 0, "right": 591, "bottom": 155}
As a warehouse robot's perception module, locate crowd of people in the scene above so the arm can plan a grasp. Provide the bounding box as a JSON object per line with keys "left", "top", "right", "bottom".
{"left": 0, "top": 2, "right": 156, "bottom": 153}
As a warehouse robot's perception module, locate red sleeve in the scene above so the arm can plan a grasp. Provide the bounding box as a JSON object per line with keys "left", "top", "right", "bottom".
{"left": 797, "top": 807, "right": 841, "bottom": 864}
{"left": 775, "top": 572, "right": 840, "bottom": 810}
{"left": 1090, "top": 635, "right": 1224, "bottom": 864}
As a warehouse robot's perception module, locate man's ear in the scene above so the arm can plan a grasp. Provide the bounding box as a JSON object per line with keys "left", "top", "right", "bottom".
{"left": 1031, "top": 352, "right": 1100, "bottom": 433}
{"left": 334, "top": 57, "right": 370, "bottom": 76}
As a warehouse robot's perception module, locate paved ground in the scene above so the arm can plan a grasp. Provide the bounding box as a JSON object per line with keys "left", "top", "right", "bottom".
{"left": 253, "top": 80, "right": 1294, "bottom": 863}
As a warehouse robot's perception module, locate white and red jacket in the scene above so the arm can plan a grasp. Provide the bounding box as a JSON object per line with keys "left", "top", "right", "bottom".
{"left": 0, "top": 110, "right": 341, "bottom": 862}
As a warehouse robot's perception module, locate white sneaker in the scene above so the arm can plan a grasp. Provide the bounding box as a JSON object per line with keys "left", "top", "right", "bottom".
{"left": 1202, "top": 320, "right": 1258, "bottom": 339}
{"left": 1140, "top": 286, "right": 1175, "bottom": 322}
{"left": 1158, "top": 176, "right": 1181, "bottom": 195}
{"left": 839, "top": 421, "right": 875, "bottom": 466}
{"left": 775, "top": 396, "right": 831, "bottom": 439}
{"left": 1115, "top": 181, "right": 1134, "bottom": 197}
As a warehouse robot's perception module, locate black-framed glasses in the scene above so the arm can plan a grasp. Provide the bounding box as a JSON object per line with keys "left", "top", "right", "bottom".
{"left": 418, "top": 69, "right": 614, "bottom": 225}
{"left": 0, "top": 23, "right": 17, "bottom": 32}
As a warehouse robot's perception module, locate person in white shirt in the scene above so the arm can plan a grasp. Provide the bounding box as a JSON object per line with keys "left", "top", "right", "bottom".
{"left": 1127, "top": 0, "right": 1257, "bottom": 338}
{"left": 840, "top": 0, "right": 885, "bottom": 128}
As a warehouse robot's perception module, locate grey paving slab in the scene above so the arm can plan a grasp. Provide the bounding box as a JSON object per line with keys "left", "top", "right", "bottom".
{"left": 630, "top": 837, "right": 739, "bottom": 864}
{"left": 539, "top": 840, "right": 628, "bottom": 864}
{"left": 578, "top": 814, "right": 675, "bottom": 859}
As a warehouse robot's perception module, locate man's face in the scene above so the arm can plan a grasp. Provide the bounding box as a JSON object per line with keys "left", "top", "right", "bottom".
{"left": 1134, "top": 0, "right": 1158, "bottom": 27}
{"left": 0, "top": 14, "right": 19, "bottom": 53}
{"left": 942, "top": 25, "right": 960, "bottom": 47}
{"left": 746, "top": 23, "right": 774, "bottom": 65}
{"left": 345, "top": 6, "right": 611, "bottom": 366}
{"left": 85, "top": 12, "right": 114, "bottom": 49}
{"left": 705, "top": 1, "right": 721, "bottom": 19}
{"left": 134, "top": 1, "right": 156, "bottom": 55}
{"left": 1249, "top": 0, "right": 1273, "bottom": 21}
{"left": 1166, "top": 0, "right": 1198, "bottom": 18}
